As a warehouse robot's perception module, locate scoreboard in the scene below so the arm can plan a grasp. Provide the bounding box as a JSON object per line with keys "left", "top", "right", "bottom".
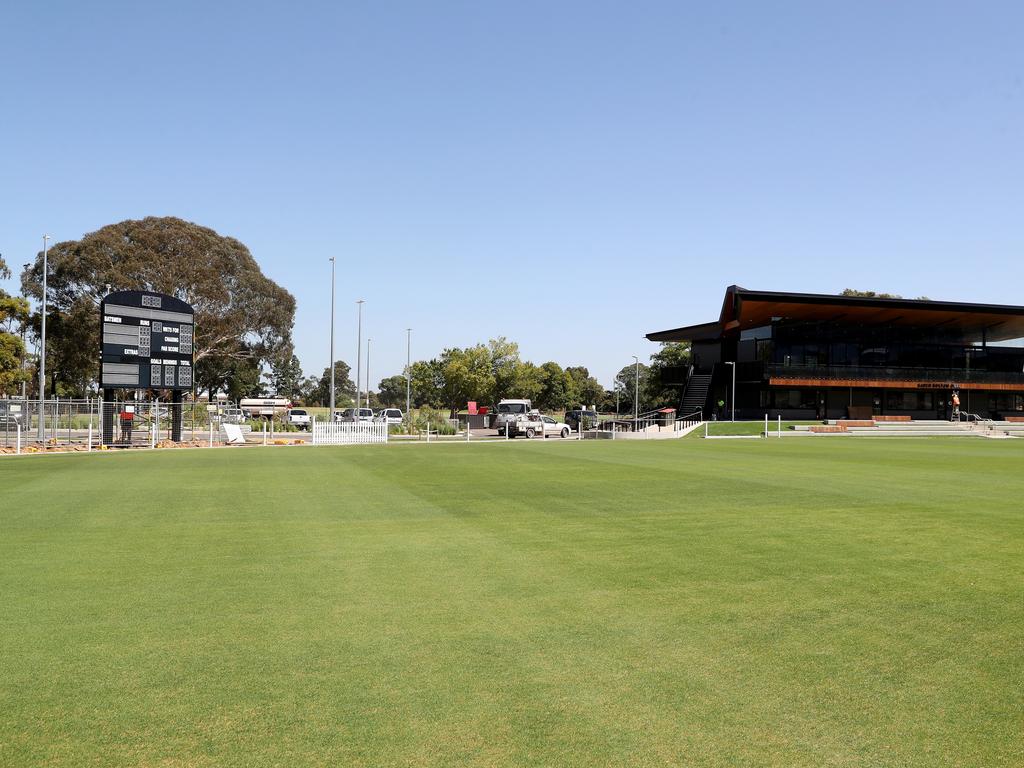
{"left": 99, "top": 291, "right": 195, "bottom": 390}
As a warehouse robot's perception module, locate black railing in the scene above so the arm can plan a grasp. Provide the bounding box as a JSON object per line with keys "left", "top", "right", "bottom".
{"left": 765, "top": 363, "right": 1024, "bottom": 386}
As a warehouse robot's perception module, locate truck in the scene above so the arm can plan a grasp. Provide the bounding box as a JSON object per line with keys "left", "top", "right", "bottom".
{"left": 494, "top": 399, "right": 532, "bottom": 436}
{"left": 286, "top": 408, "right": 311, "bottom": 430}
{"left": 504, "top": 409, "right": 573, "bottom": 439}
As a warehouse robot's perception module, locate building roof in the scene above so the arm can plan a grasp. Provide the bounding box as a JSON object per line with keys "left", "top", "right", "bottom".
{"left": 646, "top": 286, "right": 1024, "bottom": 343}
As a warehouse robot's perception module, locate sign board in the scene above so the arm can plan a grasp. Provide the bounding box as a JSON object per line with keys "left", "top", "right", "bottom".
{"left": 99, "top": 291, "right": 195, "bottom": 390}
{"left": 222, "top": 424, "right": 246, "bottom": 444}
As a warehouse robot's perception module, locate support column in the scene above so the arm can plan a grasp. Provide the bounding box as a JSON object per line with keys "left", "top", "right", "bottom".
{"left": 171, "top": 390, "right": 184, "bottom": 443}
{"left": 101, "top": 388, "right": 116, "bottom": 446}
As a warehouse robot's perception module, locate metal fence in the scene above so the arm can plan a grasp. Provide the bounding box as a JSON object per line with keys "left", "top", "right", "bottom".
{"left": 311, "top": 420, "right": 388, "bottom": 445}
{"left": 0, "top": 398, "right": 227, "bottom": 449}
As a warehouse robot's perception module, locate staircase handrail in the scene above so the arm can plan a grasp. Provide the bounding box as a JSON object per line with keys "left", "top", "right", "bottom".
{"left": 676, "top": 410, "right": 703, "bottom": 423}
{"left": 958, "top": 411, "right": 993, "bottom": 426}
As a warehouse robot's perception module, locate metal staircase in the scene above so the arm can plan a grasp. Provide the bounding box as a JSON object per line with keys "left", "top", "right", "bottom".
{"left": 679, "top": 374, "right": 712, "bottom": 418}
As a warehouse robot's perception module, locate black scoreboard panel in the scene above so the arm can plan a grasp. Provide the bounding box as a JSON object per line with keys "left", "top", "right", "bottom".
{"left": 99, "top": 291, "right": 195, "bottom": 390}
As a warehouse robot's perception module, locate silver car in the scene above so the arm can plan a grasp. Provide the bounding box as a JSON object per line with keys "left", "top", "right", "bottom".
{"left": 539, "top": 415, "right": 573, "bottom": 439}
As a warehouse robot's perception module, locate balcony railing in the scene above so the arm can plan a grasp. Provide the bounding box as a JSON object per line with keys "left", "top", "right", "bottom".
{"left": 765, "top": 363, "right": 1024, "bottom": 386}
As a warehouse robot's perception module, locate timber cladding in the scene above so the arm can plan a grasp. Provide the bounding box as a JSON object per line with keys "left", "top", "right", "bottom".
{"left": 769, "top": 377, "right": 1024, "bottom": 393}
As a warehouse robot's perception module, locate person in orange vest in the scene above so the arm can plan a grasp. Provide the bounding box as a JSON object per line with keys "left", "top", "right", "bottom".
{"left": 951, "top": 389, "right": 961, "bottom": 422}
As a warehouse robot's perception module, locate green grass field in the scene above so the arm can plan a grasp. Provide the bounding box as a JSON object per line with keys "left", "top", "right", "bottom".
{"left": 2, "top": 439, "right": 1022, "bottom": 767}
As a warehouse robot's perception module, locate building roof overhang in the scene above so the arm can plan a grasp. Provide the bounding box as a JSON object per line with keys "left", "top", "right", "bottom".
{"left": 646, "top": 286, "right": 1024, "bottom": 344}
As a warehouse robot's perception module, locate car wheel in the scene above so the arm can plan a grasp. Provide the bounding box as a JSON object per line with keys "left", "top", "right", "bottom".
{"left": 561, "top": 427, "right": 569, "bottom": 438}
{"left": 526, "top": 428, "right": 536, "bottom": 439}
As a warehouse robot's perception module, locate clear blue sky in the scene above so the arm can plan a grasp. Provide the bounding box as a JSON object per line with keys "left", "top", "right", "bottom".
{"left": 2, "top": 2, "right": 1022, "bottom": 387}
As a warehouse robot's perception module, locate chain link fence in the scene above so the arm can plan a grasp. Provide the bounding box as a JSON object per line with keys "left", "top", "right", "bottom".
{"left": 0, "top": 398, "right": 223, "bottom": 450}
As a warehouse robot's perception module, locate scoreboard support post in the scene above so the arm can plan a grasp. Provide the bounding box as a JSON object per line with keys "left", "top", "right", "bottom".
{"left": 171, "top": 390, "right": 184, "bottom": 443}
{"left": 101, "top": 389, "right": 116, "bottom": 446}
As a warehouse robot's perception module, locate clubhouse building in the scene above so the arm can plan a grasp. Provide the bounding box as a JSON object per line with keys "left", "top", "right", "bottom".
{"left": 647, "top": 286, "right": 1024, "bottom": 421}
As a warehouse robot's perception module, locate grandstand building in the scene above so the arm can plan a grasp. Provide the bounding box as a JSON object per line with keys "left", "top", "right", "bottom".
{"left": 648, "top": 286, "right": 1024, "bottom": 420}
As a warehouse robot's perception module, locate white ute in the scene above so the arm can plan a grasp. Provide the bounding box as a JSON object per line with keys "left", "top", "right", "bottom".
{"left": 495, "top": 399, "right": 532, "bottom": 436}
{"left": 286, "top": 408, "right": 311, "bottom": 430}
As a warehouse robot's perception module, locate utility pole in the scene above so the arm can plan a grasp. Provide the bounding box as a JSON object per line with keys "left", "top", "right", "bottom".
{"left": 329, "top": 257, "right": 336, "bottom": 418}
{"left": 366, "top": 338, "right": 371, "bottom": 410}
{"left": 355, "top": 300, "right": 364, "bottom": 415}
{"left": 37, "top": 235, "right": 50, "bottom": 440}
{"left": 406, "top": 328, "right": 412, "bottom": 428}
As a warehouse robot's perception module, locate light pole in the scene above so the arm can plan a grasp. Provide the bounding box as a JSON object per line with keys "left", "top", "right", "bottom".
{"left": 405, "top": 328, "right": 412, "bottom": 428}
{"left": 725, "top": 361, "right": 736, "bottom": 421}
{"left": 329, "top": 257, "right": 336, "bottom": 418}
{"left": 632, "top": 355, "right": 640, "bottom": 428}
{"left": 355, "top": 299, "right": 364, "bottom": 415}
{"left": 366, "top": 338, "right": 371, "bottom": 410}
{"left": 38, "top": 235, "right": 50, "bottom": 440}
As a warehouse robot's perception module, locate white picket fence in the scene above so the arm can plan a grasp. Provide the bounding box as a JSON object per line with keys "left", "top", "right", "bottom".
{"left": 311, "top": 420, "right": 388, "bottom": 445}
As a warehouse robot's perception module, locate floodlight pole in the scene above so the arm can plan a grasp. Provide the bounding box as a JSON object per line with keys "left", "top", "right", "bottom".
{"left": 366, "top": 338, "right": 371, "bottom": 410}
{"left": 37, "top": 235, "right": 50, "bottom": 440}
{"left": 329, "top": 257, "right": 336, "bottom": 418}
{"left": 355, "top": 300, "right": 364, "bottom": 415}
{"left": 632, "top": 355, "right": 639, "bottom": 428}
{"left": 405, "top": 328, "right": 412, "bottom": 428}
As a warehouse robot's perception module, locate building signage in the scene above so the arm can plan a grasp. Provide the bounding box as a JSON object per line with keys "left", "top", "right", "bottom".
{"left": 99, "top": 290, "right": 195, "bottom": 390}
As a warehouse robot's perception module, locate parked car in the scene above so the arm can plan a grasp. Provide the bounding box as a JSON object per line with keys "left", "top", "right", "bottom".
{"left": 286, "top": 408, "right": 311, "bottom": 430}
{"left": 564, "top": 409, "right": 599, "bottom": 431}
{"left": 505, "top": 410, "right": 572, "bottom": 439}
{"left": 335, "top": 407, "right": 374, "bottom": 422}
{"left": 539, "top": 415, "right": 573, "bottom": 439}
{"left": 220, "top": 407, "right": 245, "bottom": 424}
{"left": 375, "top": 408, "right": 404, "bottom": 425}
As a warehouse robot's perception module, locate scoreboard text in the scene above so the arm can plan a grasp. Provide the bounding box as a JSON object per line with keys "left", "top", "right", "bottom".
{"left": 99, "top": 291, "right": 195, "bottom": 390}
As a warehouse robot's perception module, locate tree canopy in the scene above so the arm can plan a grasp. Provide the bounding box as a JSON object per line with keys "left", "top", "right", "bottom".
{"left": 306, "top": 361, "right": 355, "bottom": 407}
{"left": 404, "top": 337, "right": 605, "bottom": 416}
{"left": 21, "top": 216, "right": 295, "bottom": 396}
{"left": 0, "top": 255, "right": 31, "bottom": 396}
{"left": 839, "top": 288, "right": 903, "bottom": 299}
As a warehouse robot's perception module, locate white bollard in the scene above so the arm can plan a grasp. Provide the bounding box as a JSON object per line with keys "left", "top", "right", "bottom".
{"left": 88, "top": 422, "right": 92, "bottom": 452}
{"left": 16, "top": 423, "right": 21, "bottom": 455}
{"left": 209, "top": 417, "right": 214, "bottom": 448}
{"left": 426, "top": 421, "right": 430, "bottom": 444}
{"left": 704, "top": 421, "right": 709, "bottom": 438}
{"left": 778, "top": 415, "right": 782, "bottom": 438}
{"left": 466, "top": 420, "right": 470, "bottom": 443}
{"left": 764, "top": 413, "right": 768, "bottom": 438}
{"left": 263, "top": 421, "right": 267, "bottom": 446}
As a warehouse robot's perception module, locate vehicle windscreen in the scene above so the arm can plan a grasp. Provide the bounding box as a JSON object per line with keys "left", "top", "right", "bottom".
{"left": 498, "top": 403, "right": 527, "bottom": 414}
{"left": 290, "top": 409, "right": 306, "bottom": 416}
{"left": 359, "top": 409, "right": 373, "bottom": 416}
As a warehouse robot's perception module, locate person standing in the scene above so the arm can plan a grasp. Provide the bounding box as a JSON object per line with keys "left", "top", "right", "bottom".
{"left": 951, "top": 389, "right": 961, "bottom": 422}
